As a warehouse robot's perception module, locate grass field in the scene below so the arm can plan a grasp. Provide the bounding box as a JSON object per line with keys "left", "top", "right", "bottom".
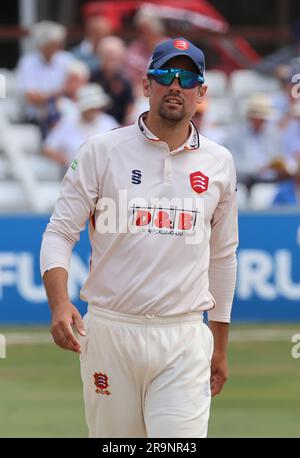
{"left": 0, "top": 325, "right": 299, "bottom": 438}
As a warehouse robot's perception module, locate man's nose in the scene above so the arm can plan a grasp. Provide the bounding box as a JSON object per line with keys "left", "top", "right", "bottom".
{"left": 169, "top": 76, "right": 181, "bottom": 90}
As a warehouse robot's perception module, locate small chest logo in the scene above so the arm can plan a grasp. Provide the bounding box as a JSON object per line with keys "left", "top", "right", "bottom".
{"left": 132, "top": 169, "right": 142, "bottom": 185}
{"left": 190, "top": 171, "right": 209, "bottom": 194}
{"left": 94, "top": 372, "right": 111, "bottom": 396}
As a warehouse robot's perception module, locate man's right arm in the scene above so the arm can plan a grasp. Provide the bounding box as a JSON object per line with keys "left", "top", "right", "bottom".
{"left": 40, "top": 139, "right": 101, "bottom": 352}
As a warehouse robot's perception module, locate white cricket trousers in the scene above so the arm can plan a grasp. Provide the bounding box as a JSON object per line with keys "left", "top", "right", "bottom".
{"left": 79, "top": 305, "right": 214, "bottom": 438}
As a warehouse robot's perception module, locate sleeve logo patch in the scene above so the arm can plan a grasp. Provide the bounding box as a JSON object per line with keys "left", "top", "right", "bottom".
{"left": 70, "top": 159, "right": 79, "bottom": 171}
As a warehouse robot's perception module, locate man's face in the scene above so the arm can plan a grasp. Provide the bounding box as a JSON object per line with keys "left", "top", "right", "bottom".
{"left": 143, "top": 56, "right": 207, "bottom": 122}
{"left": 99, "top": 46, "right": 125, "bottom": 75}
{"left": 248, "top": 116, "right": 266, "bottom": 132}
{"left": 81, "top": 108, "right": 99, "bottom": 123}
{"left": 65, "top": 73, "right": 88, "bottom": 99}
{"left": 41, "top": 41, "right": 62, "bottom": 61}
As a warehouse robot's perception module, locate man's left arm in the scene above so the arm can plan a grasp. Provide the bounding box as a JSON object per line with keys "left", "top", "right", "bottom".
{"left": 208, "top": 152, "right": 239, "bottom": 396}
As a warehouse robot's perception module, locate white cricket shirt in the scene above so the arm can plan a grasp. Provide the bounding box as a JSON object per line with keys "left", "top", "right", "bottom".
{"left": 40, "top": 112, "right": 238, "bottom": 321}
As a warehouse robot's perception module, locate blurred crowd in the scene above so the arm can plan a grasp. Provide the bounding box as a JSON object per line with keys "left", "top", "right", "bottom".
{"left": 3, "top": 11, "right": 300, "bottom": 209}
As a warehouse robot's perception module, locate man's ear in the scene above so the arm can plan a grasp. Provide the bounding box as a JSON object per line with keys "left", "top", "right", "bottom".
{"left": 197, "top": 84, "right": 207, "bottom": 103}
{"left": 142, "top": 76, "right": 151, "bottom": 98}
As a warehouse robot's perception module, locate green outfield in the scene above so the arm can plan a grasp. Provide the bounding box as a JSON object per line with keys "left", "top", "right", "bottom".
{"left": 0, "top": 325, "right": 299, "bottom": 438}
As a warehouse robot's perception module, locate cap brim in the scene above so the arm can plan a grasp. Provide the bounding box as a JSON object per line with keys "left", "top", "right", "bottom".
{"left": 151, "top": 51, "right": 203, "bottom": 76}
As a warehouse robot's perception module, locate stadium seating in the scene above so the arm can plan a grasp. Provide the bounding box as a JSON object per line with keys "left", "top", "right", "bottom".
{"left": 205, "top": 70, "right": 229, "bottom": 97}
{"left": 249, "top": 182, "right": 278, "bottom": 209}
{"left": 0, "top": 110, "right": 62, "bottom": 212}
{"left": 236, "top": 183, "right": 249, "bottom": 210}
{"left": 229, "top": 69, "right": 281, "bottom": 99}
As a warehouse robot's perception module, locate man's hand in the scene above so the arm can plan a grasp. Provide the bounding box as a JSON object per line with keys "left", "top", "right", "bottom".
{"left": 209, "top": 321, "right": 229, "bottom": 396}
{"left": 43, "top": 268, "right": 86, "bottom": 354}
{"left": 50, "top": 302, "right": 86, "bottom": 353}
{"left": 210, "top": 351, "right": 228, "bottom": 397}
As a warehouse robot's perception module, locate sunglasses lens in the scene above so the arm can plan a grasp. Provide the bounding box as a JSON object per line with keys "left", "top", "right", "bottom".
{"left": 152, "top": 73, "right": 174, "bottom": 86}
{"left": 179, "top": 74, "right": 199, "bottom": 89}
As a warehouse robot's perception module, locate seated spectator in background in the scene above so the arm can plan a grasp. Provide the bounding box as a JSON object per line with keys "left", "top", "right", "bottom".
{"left": 272, "top": 64, "right": 298, "bottom": 117}
{"left": 273, "top": 160, "right": 300, "bottom": 206}
{"left": 57, "top": 60, "right": 90, "bottom": 119}
{"left": 225, "top": 94, "right": 289, "bottom": 189}
{"left": 91, "top": 36, "right": 134, "bottom": 125}
{"left": 71, "top": 15, "right": 112, "bottom": 73}
{"left": 16, "top": 21, "right": 75, "bottom": 137}
{"left": 125, "top": 10, "right": 166, "bottom": 93}
{"left": 42, "top": 84, "right": 118, "bottom": 169}
{"left": 279, "top": 101, "right": 300, "bottom": 168}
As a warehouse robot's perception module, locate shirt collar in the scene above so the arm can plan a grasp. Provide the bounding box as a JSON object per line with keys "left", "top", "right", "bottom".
{"left": 137, "top": 111, "right": 200, "bottom": 152}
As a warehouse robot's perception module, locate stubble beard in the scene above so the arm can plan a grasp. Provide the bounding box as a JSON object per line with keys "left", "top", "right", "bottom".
{"left": 158, "top": 102, "right": 186, "bottom": 122}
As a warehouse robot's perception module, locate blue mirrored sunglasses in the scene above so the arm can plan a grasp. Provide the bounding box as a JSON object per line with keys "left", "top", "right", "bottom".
{"left": 147, "top": 68, "right": 204, "bottom": 89}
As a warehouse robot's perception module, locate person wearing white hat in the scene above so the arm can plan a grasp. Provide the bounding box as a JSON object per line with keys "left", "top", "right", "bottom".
{"left": 57, "top": 60, "right": 91, "bottom": 119}
{"left": 43, "top": 84, "right": 118, "bottom": 168}
{"left": 16, "top": 21, "right": 75, "bottom": 135}
{"left": 225, "top": 93, "right": 284, "bottom": 188}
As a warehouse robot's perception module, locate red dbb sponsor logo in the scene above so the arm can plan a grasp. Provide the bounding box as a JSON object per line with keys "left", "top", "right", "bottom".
{"left": 190, "top": 171, "right": 209, "bottom": 194}
{"left": 174, "top": 39, "right": 189, "bottom": 50}
{"left": 135, "top": 210, "right": 193, "bottom": 230}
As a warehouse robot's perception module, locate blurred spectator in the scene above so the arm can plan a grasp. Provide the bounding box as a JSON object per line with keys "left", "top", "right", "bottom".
{"left": 273, "top": 160, "right": 300, "bottom": 206}
{"left": 43, "top": 84, "right": 118, "bottom": 168}
{"left": 271, "top": 64, "right": 296, "bottom": 117}
{"left": 16, "top": 21, "right": 75, "bottom": 137}
{"left": 91, "top": 36, "right": 134, "bottom": 125}
{"left": 272, "top": 65, "right": 295, "bottom": 117}
{"left": 71, "top": 15, "right": 113, "bottom": 72}
{"left": 57, "top": 60, "right": 90, "bottom": 119}
{"left": 279, "top": 101, "right": 300, "bottom": 166}
{"left": 225, "top": 94, "right": 288, "bottom": 188}
{"left": 125, "top": 10, "right": 166, "bottom": 92}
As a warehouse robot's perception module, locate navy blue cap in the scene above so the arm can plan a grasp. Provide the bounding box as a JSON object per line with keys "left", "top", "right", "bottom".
{"left": 148, "top": 38, "right": 205, "bottom": 77}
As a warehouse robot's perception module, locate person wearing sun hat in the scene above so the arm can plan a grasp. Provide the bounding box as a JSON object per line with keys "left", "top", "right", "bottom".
{"left": 43, "top": 83, "right": 118, "bottom": 168}
{"left": 225, "top": 93, "right": 284, "bottom": 188}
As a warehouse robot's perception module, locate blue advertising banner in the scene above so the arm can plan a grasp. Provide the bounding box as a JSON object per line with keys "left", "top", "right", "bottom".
{"left": 233, "top": 212, "right": 300, "bottom": 322}
{"left": 0, "top": 213, "right": 299, "bottom": 324}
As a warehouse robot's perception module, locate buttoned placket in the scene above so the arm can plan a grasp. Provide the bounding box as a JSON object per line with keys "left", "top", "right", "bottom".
{"left": 162, "top": 145, "right": 184, "bottom": 183}
{"left": 137, "top": 113, "right": 199, "bottom": 184}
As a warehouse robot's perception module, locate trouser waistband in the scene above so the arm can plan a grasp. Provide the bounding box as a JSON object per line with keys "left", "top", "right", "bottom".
{"left": 88, "top": 304, "right": 204, "bottom": 326}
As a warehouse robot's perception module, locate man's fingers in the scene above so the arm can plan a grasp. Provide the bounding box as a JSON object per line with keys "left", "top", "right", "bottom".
{"left": 51, "top": 327, "right": 75, "bottom": 351}
{"left": 51, "top": 321, "right": 81, "bottom": 353}
{"left": 62, "top": 321, "right": 81, "bottom": 351}
{"left": 210, "top": 375, "right": 226, "bottom": 397}
{"left": 73, "top": 313, "right": 86, "bottom": 336}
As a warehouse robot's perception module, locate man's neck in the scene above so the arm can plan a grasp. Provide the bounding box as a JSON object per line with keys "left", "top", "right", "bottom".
{"left": 144, "top": 112, "right": 190, "bottom": 152}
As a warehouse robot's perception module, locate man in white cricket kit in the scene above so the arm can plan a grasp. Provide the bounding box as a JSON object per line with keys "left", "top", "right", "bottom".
{"left": 40, "top": 37, "right": 238, "bottom": 438}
